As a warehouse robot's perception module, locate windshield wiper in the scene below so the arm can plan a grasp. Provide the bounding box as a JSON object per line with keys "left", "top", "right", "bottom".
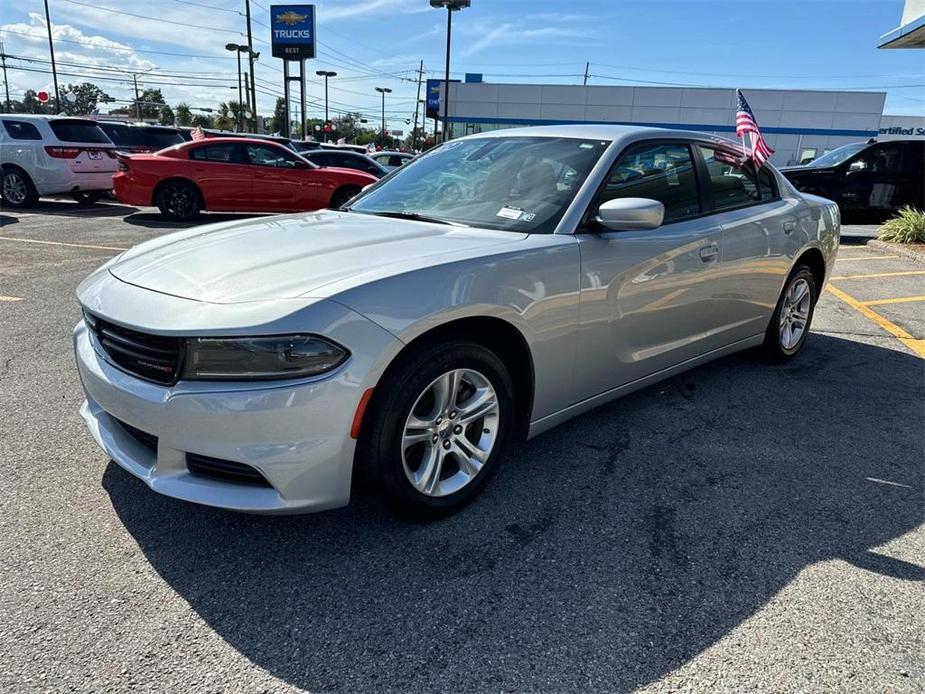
{"left": 359, "top": 210, "right": 469, "bottom": 227}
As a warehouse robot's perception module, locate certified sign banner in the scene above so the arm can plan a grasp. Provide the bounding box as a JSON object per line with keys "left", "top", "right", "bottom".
{"left": 271, "top": 4, "right": 316, "bottom": 59}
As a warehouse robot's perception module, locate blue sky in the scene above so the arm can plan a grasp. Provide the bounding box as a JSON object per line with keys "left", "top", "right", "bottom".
{"left": 1, "top": 0, "right": 923, "bottom": 129}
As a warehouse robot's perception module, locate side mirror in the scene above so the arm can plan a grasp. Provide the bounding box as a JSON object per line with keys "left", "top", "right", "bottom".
{"left": 848, "top": 160, "right": 866, "bottom": 172}
{"left": 294, "top": 160, "right": 312, "bottom": 169}
{"left": 362, "top": 183, "right": 375, "bottom": 192}
{"left": 595, "top": 198, "right": 664, "bottom": 231}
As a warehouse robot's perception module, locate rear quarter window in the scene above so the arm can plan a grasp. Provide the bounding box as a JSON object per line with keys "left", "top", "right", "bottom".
{"left": 2, "top": 120, "right": 42, "bottom": 140}
{"left": 49, "top": 120, "right": 110, "bottom": 144}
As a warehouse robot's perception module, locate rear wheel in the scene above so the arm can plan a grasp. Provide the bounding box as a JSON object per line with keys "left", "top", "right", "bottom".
{"left": 1, "top": 167, "right": 39, "bottom": 208}
{"left": 72, "top": 191, "right": 104, "bottom": 206}
{"left": 360, "top": 341, "right": 514, "bottom": 519}
{"left": 329, "top": 186, "right": 360, "bottom": 209}
{"left": 155, "top": 180, "right": 201, "bottom": 221}
{"left": 760, "top": 265, "right": 817, "bottom": 361}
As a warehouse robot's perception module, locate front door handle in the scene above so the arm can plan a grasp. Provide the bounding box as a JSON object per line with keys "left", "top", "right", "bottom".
{"left": 700, "top": 243, "right": 718, "bottom": 262}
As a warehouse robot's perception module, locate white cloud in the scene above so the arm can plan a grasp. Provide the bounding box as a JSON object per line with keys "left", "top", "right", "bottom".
{"left": 459, "top": 24, "right": 597, "bottom": 57}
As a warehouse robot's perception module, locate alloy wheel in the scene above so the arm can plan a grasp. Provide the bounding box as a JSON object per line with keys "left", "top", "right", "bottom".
{"left": 165, "top": 184, "right": 195, "bottom": 218}
{"left": 3, "top": 172, "right": 27, "bottom": 205}
{"left": 401, "top": 368, "right": 500, "bottom": 497}
{"left": 779, "top": 277, "right": 811, "bottom": 350}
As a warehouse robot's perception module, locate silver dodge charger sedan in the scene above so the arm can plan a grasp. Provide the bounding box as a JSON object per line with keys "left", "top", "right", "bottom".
{"left": 74, "top": 125, "right": 839, "bottom": 517}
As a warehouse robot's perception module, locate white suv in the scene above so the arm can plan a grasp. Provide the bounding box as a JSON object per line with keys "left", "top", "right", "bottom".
{"left": 1, "top": 115, "right": 118, "bottom": 208}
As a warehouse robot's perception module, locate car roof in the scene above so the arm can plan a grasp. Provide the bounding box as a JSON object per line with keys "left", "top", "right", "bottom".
{"left": 374, "top": 150, "right": 411, "bottom": 156}
{"left": 457, "top": 123, "right": 744, "bottom": 149}
{"left": 1, "top": 114, "right": 98, "bottom": 122}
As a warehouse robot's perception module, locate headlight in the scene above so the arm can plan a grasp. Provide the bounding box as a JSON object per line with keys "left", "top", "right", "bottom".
{"left": 183, "top": 335, "right": 348, "bottom": 381}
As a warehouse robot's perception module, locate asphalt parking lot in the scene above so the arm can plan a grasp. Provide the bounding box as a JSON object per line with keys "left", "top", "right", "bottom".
{"left": 1, "top": 201, "right": 922, "bottom": 693}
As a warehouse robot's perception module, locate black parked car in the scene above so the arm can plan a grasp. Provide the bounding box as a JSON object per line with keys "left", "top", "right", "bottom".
{"left": 291, "top": 146, "right": 388, "bottom": 178}
{"left": 97, "top": 122, "right": 184, "bottom": 154}
{"left": 780, "top": 139, "right": 924, "bottom": 218}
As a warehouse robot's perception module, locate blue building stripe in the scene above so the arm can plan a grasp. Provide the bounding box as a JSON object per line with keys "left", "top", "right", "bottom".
{"left": 446, "top": 115, "right": 877, "bottom": 138}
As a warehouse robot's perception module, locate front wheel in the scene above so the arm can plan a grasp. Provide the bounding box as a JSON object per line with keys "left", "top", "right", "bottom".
{"left": 155, "top": 180, "right": 201, "bottom": 221}
{"left": 760, "top": 265, "right": 817, "bottom": 361}
{"left": 72, "top": 191, "right": 104, "bottom": 206}
{"left": 360, "top": 341, "right": 514, "bottom": 519}
{"left": 329, "top": 186, "right": 360, "bottom": 209}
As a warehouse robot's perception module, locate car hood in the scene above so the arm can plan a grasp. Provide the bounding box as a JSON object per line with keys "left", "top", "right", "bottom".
{"left": 778, "top": 165, "right": 836, "bottom": 177}
{"left": 108, "top": 211, "right": 527, "bottom": 303}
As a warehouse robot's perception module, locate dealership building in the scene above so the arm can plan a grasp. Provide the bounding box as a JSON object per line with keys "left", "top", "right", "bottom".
{"left": 439, "top": 82, "right": 922, "bottom": 166}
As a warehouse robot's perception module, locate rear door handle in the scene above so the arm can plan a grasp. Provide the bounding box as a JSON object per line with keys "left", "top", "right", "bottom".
{"left": 783, "top": 220, "right": 797, "bottom": 234}
{"left": 700, "top": 243, "right": 718, "bottom": 262}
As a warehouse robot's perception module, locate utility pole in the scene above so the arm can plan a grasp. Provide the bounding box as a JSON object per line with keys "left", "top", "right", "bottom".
{"left": 43, "top": 0, "right": 61, "bottom": 114}
{"left": 411, "top": 60, "right": 424, "bottom": 152}
{"left": 132, "top": 73, "right": 141, "bottom": 121}
{"left": 583, "top": 61, "right": 589, "bottom": 86}
{"left": 244, "top": 72, "right": 251, "bottom": 131}
{"left": 0, "top": 42, "right": 10, "bottom": 113}
{"left": 245, "top": 0, "right": 257, "bottom": 131}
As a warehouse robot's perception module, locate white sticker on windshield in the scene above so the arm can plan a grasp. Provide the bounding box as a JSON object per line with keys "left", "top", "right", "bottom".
{"left": 520, "top": 212, "right": 536, "bottom": 222}
{"left": 496, "top": 206, "right": 523, "bottom": 220}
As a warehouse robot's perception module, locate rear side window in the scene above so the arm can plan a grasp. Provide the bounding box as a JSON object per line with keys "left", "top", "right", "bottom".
{"left": 48, "top": 120, "right": 110, "bottom": 144}
{"left": 699, "top": 146, "right": 777, "bottom": 211}
{"left": 307, "top": 153, "right": 336, "bottom": 167}
{"left": 189, "top": 143, "right": 239, "bottom": 162}
{"left": 389, "top": 155, "right": 406, "bottom": 167}
{"left": 2, "top": 120, "right": 42, "bottom": 140}
{"left": 596, "top": 142, "right": 701, "bottom": 223}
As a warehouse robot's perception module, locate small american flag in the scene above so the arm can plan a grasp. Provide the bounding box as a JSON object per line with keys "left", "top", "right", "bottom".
{"left": 735, "top": 89, "right": 774, "bottom": 166}
{"left": 191, "top": 125, "right": 206, "bottom": 141}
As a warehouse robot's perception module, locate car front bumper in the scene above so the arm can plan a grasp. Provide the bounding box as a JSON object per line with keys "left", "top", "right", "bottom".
{"left": 73, "top": 305, "right": 398, "bottom": 513}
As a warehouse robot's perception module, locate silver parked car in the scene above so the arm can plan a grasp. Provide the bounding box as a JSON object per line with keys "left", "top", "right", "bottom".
{"left": 73, "top": 125, "right": 839, "bottom": 517}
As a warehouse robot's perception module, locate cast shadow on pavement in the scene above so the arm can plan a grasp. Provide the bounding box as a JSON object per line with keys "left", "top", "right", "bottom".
{"left": 103, "top": 334, "right": 923, "bottom": 692}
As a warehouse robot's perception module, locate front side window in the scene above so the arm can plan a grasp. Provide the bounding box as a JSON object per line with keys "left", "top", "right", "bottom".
{"left": 594, "top": 142, "right": 701, "bottom": 223}
{"left": 850, "top": 144, "right": 901, "bottom": 173}
{"left": 189, "top": 143, "right": 239, "bottom": 163}
{"left": 699, "top": 146, "right": 776, "bottom": 211}
{"left": 2, "top": 120, "right": 42, "bottom": 140}
{"left": 245, "top": 144, "right": 300, "bottom": 168}
{"left": 349, "top": 136, "right": 610, "bottom": 233}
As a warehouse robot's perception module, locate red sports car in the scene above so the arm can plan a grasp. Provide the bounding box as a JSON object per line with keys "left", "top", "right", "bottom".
{"left": 112, "top": 137, "right": 378, "bottom": 220}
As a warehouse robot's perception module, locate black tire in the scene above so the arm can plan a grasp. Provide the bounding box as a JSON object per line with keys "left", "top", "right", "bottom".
{"left": 759, "top": 265, "right": 818, "bottom": 362}
{"left": 330, "top": 186, "right": 360, "bottom": 209}
{"left": 1, "top": 166, "right": 39, "bottom": 208}
{"left": 72, "top": 191, "right": 104, "bottom": 206}
{"left": 359, "top": 340, "right": 514, "bottom": 520}
{"left": 155, "top": 179, "right": 202, "bottom": 221}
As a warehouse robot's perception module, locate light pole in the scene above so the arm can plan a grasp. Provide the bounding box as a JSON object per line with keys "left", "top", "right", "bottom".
{"left": 430, "top": 0, "right": 469, "bottom": 143}
{"left": 375, "top": 87, "right": 391, "bottom": 149}
{"left": 43, "top": 0, "right": 61, "bottom": 114}
{"left": 315, "top": 70, "right": 337, "bottom": 142}
{"left": 225, "top": 43, "right": 249, "bottom": 132}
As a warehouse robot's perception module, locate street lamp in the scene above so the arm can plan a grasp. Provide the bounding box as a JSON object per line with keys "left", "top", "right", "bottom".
{"left": 225, "top": 43, "right": 250, "bottom": 132}
{"left": 315, "top": 70, "right": 337, "bottom": 142}
{"left": 375, "top": 86, "right": 392, "bottom": 149}
{"left": 430, "top": 0, "right": 469, "bottom": 142}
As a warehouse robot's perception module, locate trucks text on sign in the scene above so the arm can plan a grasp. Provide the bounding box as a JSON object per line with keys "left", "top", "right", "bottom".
{"left": 270, "top": 4, "right": 316, "bottom": 60}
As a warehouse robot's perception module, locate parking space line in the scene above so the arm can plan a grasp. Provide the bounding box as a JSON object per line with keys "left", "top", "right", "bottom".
{"left": 829, "top": 270, "right": 925, "bottom": 281}
{"left": 835, "top": 255, "right": 900, "bottom": 262}
{"left": 863, "top": 295, "right": 925, "bottom": 307}
{"left": 826, "top": 284, "right": 925, "bottom": 358}
{"left": 0, "top": 295, "right": 24, "bottom": 302}
{"left": 0, "top": 236, "right": 127, "bottom": 252}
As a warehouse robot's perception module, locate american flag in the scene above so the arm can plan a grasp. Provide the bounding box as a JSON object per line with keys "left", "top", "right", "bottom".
{"left": 190, "top": 125, "right": 206, "bottom": 141}
{"left": 735, "top": 89, "right": 774, "bottom": 166}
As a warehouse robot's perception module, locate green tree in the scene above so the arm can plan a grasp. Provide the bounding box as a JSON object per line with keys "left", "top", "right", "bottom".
{"left": 13, "top": 90, "right": 53, "bottom": 114}
{"left": 269, "top": 97, "right": 286, "bottom": 135}
{"left": 132, "top": 88, "right": 166, "bottom": 120}
{"left": 175, "top": 103, "right": 192, "bottom": 126}
{"left": 58, "top": 82, "right": 111, "bottom": 115}
{"left": 159, "top": 104, "right": 175, "bottom": 126}
{"left": 191, "top": 113, "right": 213, "bottom": 128}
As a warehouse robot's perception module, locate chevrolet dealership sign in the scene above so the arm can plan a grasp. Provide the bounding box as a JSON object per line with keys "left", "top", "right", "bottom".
{"left": 271, "top": 4, "right": 316, "bottom": 59}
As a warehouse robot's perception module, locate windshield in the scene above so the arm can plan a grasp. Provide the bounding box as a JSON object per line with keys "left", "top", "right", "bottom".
{"left": 807, "top": 142, "right": 867, "bottom": 168}
{"left": 50, "top": 119, "right": 110, "bottom": 144}
{"left": 146, "top": 129, "right": 184, "bottom": 149}
{"left": 348, "top": 136, "right": 610, "bottom": 233}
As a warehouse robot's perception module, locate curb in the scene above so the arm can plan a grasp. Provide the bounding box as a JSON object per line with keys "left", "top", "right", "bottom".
{"left": 865, "top": 239, "right": 925, "bottom": 264}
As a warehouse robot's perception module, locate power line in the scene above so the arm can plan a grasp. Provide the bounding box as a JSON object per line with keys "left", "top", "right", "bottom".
{"left": 58, "top": 0, "right": 242, "bottom": 35}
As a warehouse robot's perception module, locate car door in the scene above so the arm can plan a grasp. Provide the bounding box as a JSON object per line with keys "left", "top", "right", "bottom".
{"left": 188, "top": 142, "right": 252, "bottom": 210}
{"left": 696, "top": 145, "right": 797, "bottom": 343}
{"left": 243, "top": 143, "right": 306, "bottom": 210}
{"left": 574, "top": 140, "right": 726, "bottom": 398}
{"left": 841, "top": 143, "right": 904, "bottom": 211}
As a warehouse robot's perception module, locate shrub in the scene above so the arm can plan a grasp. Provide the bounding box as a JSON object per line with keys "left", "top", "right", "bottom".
{"left": 878, "top": 206, "right": 925, "bottom": 244}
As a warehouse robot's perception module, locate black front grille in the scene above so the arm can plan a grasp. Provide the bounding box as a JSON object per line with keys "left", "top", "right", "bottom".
{"left": 186, "top": 453, "right": 272, "bottom": 487}
{"left": 114, "top": 418, "right": 158, "bottom": 453}
{"left": 87, "top": 314, "right": 182, "bottom": 385}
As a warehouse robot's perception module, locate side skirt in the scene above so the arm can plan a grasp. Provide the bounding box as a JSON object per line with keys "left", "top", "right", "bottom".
{"left": 527, "top": 334, "right": 765, "bottom": 439}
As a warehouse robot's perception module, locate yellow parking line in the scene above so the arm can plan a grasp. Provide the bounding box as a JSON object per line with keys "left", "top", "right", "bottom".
{"left": 829, "top": 270, "right": 925, "bottom": 281}
{"left": 863, "top": 295, "right": 925, "bottom": 307}
{"left": 0, "top": 295, "right": 23, "bottom": 302}
{"left": 827, "top": 284, "right": 925, "bottom": 358}
{"left": 836, "top": 255, "right": 900, "bottom": 262}
{"left": 0, "top": 236, "right": 127, "bottom": 252}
